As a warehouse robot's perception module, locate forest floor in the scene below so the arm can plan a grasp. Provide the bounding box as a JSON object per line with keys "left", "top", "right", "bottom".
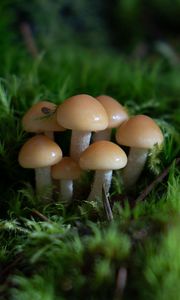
{"left": 0, "top": 45, "right": 180, "bottom": 299}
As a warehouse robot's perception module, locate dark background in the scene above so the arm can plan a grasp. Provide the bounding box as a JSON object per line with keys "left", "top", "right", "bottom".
{"left": 1, "top": 0, "right": 180, "bottom": 57}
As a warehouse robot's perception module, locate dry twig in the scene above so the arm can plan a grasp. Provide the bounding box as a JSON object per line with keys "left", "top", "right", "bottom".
{"left": 20, "top": 22, "right": 38, "bottom": 57}
{"left": 114, "top": 267, "right": 127, "bottom": 300}
{"left": 31, "top": 209, "right": 51, "bottom": 222}
{"left": 102, "top": 186, "right": 114, "bottom": 221}
{"left": 136, "top": 157, "right": 180, "bottom": 202}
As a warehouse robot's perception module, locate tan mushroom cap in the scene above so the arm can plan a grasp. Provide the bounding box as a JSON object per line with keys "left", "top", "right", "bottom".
{"left": 96, "top": 95, "right": 129, "bottom": 128}
{"left": 51, "top": 157, "right": 82, "bottom": 180}
{"left": 79, "top": 140, "right": 127, "bottom": 170}
{"left": 116, "top": 115, "right": 164, "bottom": 149}
{"left": 56, "top": 94, "right": 108, "bottom": 131}
{"left": 22, "top": 101, "right": 65, "bottom": 133}
{"left": 18, "top": 135, "right": 62, "bottom": 168}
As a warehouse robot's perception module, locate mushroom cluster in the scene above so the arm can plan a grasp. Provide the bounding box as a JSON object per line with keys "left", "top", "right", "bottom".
{"left": 18, "top": 94, "right": 164, "bottom": 202}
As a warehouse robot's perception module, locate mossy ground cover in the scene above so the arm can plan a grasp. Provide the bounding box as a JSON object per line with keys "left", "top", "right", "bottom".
{"left": 0, "top": 41, "right": 179, "bottom": 300}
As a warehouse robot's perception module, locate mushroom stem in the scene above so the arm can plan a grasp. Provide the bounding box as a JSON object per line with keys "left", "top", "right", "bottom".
{"left": 87, "top": 170, "right": 112, "bottom": 201}
{"left": 123, "top": 147, "right": 148, "bottom": 190}
{"left": 93, "top": 128, "right": 111, "bottom": 142}
{"left": 35, "top": 131, "right": 53, "bottom": 198}
{"left": 44, "top": 131, "right": 54, "bottom": 140}
{"left": 70, "top": 130, "right": 91, "bottom": 162}
{"left": 35, "top": 167, "right": 52, "bottom": 196}
{"left": 59, "top": 179, "right": 73, "bottom": 202}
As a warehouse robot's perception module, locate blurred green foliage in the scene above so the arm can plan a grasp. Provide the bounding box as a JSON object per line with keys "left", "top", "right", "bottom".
{"left": 0, "top": 0, "right": 180, "bottom": 53}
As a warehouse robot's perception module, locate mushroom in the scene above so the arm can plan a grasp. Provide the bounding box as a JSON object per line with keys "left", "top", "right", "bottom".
{"left": 18, "top": 135, "right": 62, "bottom": 196}
{"left": 116, "top": 115, "right": 164, "bottom": 190}
{"left": 56, "top": 94, "right": 108, "bottom": 162}
{"left": 94, "top": 95, "right": 129, "bottom": 141}
{"left": 22, "top": 101, "right": 65, "bottom": 140}
{"left": 79, "top": 140, "right": 127, "bottom": 201}
{"left": 51, "top": 157, "right": 82, "bottom": 203}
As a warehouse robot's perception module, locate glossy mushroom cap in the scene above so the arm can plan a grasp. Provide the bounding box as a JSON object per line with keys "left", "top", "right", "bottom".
{"left": 51, "top": 157, "right": 82, "bottom": 180}
{"left": 96, "top": 95, "right": 129, "bottom": 128}
{"left": 116, "top": 115, "right": 164, "bottom": 149}
{"left": 79, "top": 140, "right": 127, "bottom": 170}
{"left": 56, "top": 94, "right": 108, "bottom": 131}
{"left": 22, "top": 101, "right": 65, "bottom": 133}
{"left": 18, "top": 135, "right": 62, "bottom": 168}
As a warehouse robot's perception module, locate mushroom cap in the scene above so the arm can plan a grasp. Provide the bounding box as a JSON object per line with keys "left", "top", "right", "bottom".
{"left": 56, "top": 94, "right": 108, "bottom": 131}
{"left": 116, "top": 115, "right": 164, "bottom": 149}
{"left": 22, "top": 101, "right": 65, "bottom": 133}
{"left": 18, "top": 135, "right": 62, "bottom": 168}
{"left": 51, "top": 157, "right": 82, "bottom": 180}
{"left": 79, "top": 140, "right": 127, "bottom": 170}
{"left": 96, "top": 95, "right": 129, "bottom": 128}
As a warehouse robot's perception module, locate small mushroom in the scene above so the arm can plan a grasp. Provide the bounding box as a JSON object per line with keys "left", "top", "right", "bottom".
{"left": 51, "top": 157, "right": 82, "bottom": 203}
{"left": 116, "top": 115, "right": 164, "bottom": 190}
{"left": 22, "top": 101, "right": 65, "bottom": 140}
{"left": 94, "top": 95, "right": 129, "bottom": 141}
{"left": 18, "top": 135, "right": 62, "bottom": 196}
{"left": 79, "top": 140, "right": 127, "bottom": 201}
{"left": 56, "top": 94, "right": 108, "bottom": 162}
